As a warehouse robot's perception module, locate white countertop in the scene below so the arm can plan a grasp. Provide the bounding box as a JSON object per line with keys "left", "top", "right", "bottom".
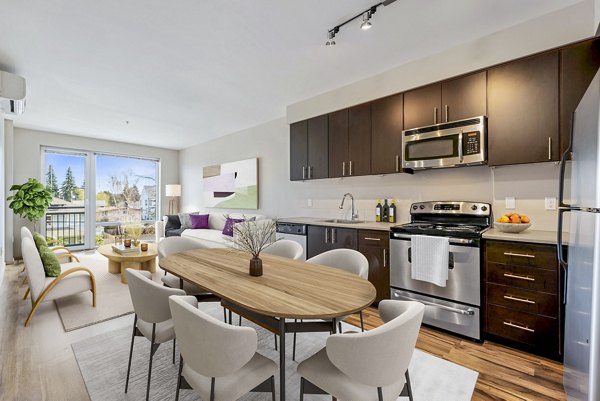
{"left": 277, "top": 217, "right": 398, "bottom": 232}
{"left": 483, "top": 228, "right": 569, "bottom": 245}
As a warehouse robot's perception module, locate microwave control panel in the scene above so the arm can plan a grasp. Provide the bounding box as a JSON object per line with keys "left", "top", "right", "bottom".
{"left": 463, "top": 131, "right": 480, "bottom": 155}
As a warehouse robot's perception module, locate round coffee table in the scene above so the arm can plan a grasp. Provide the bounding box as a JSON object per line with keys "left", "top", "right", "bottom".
{"left": 97, "top": 243, "right": 158, "bottom": 284}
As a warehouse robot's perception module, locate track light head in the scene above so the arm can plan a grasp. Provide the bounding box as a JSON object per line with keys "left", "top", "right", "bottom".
{"left": 360, "top": 12, "right": 372, "bottom": 30}
{"left": 326, "top": 30, "right": 337, "bottom": 46}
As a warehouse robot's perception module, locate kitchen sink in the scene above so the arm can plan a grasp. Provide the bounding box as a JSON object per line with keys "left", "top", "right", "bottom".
{"left": 319, "top": 219, "right": 363, "bottom": 224}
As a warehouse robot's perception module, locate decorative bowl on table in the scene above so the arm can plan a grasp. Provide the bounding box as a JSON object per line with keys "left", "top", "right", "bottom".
{"left": 494, "top": 222, "right": 532, "bottom": 233}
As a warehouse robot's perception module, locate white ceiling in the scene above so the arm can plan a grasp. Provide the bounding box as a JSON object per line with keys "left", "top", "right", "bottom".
{"left": 0, "top": 0, "right": 584, "bottom": 150}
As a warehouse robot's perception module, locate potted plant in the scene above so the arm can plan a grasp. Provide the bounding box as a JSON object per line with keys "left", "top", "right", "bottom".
{"left": 126, "top": 223, "right": 143, "bottom": 246}
{"left": 228, "top": 219, "right": 276, "bottom": 276}
{"left": 7, "top": 178, "right": 53, "bottom": 232}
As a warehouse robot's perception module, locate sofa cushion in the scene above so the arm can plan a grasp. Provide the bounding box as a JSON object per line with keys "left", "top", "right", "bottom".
{"left": 39, "top": 245, "right": 61, "bottom": 277}
{"left": 208, "top": 213, "right": 228, "bottom": 231}
{"left": 182, "top": 229, "right": 229, "bottom": 247}
{"left": 223, "top": 218, "right": 244, "bottom": 237}
{"left": 33, "top": 232, "right": 48, "bottom": 251}
{"left": 178, "top": 212, "right": 199, "bottom": 229}
{"left": 166, "top": 228, "right": 186, "bottom": 237}
{"left": 165, "top": 214, "right": 182, "bottom": 231}
{"left": 190, "top": 214, "right": 209, "bottom": 229}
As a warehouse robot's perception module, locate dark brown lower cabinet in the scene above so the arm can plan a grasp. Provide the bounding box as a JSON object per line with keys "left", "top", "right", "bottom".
{"left": 358, "top": 230, "right": 390, "bottom": 304}
{"left": 306, "top": 226, "right": 357, "bottom": 259}
{"left": 484, "top": 240, "right": 562, "bottom": 360}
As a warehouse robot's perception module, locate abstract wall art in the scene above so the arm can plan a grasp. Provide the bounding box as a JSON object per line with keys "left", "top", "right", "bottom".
{"left": 202, "top": 157, "right": 258, "bottom": 209}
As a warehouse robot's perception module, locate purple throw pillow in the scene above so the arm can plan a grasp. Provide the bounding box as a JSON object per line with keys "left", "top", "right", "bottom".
{"left": 189, "top": 214, "right": 210, "bottom": 229}
{"left": 222, "top": 218, "right": 244, "bottom": 236}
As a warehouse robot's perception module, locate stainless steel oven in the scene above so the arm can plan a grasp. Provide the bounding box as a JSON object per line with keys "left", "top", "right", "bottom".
{"left": 402, "top": 116, "right": 487, "bottom": 170}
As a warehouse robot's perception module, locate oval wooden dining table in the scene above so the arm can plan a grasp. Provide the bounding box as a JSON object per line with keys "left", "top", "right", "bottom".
{"left": 160, "top": 248, "right": 376, "bottom": 401}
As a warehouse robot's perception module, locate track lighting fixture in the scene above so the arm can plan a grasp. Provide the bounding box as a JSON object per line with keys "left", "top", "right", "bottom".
{"left": 325, "top": 0, "right": 398, "bottom": 45}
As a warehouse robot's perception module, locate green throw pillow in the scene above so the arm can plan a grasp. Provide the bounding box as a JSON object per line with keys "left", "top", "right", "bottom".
{"left": 33, "top": 232, "right": 48, "bottom": 251}
{"left": 39, "top": 245, "right": 61, "bottom": 277}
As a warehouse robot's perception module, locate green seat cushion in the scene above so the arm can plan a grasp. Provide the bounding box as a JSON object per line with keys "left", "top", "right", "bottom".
{"left": 39, "top": 245, "right": 61, "bottom": 277}
{"left": 33, "top": 232, "right": 48, "bottom": 251}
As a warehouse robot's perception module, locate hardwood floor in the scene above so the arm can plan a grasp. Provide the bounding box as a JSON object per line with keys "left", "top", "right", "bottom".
{"left": 347, "top": 308, "right": 566, "bottom": 401}
{"left": 1, "top": 260, "right": 565, "bottom": 401}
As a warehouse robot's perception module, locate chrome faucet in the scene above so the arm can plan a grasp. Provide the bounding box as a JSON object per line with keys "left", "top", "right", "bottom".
{"left": 339, "top": 193, "right": 359, "bottom": 221}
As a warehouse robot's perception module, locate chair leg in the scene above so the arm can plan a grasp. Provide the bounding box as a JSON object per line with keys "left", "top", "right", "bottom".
{"left": 23, "top": 287, "right": 30, "bottom": 300}
{"left": 405, "top": 370, "right": 414, "bottom": 401}
{"left": 145, "top": 324, "right": 156, "bottom": 401}
{"left": 292, "top": 318, "right": 298, "bottom": 361}
{"left": 274, "top": 334, "right": 278, "bottom": 351}
{"left": 238, "top": 315, "right": 242, "bottom": 326}
{"left": 300, "top": 377, "right": 305, "bottom": 401}
{"left": 228, "top": 309, "right": 232, "bottom": 325}
{"left": 172, "top": 338, "right": 176, "bottom": 364}
{"left": 360, "top": 310, "right": 365, "bottom": 332}
{"left": 270, "top": 376, "right": 276, "bottom": 401}
{"left": 223, "top": 307, "right": 227, "bottom": 323}
{"left": 210, "top": 377, "right": 216, "bottom": 401}
{"left": 338, "top": 321, "right": 343, "bottom": 334}
{"left": 125, "top": 315, "right": 137, "bottom": 393}
{"left": 377, "top": 386, "right": 384, "bottom": 401}
{"left": 175, "top": 354, "right": 183, "bottom": 401}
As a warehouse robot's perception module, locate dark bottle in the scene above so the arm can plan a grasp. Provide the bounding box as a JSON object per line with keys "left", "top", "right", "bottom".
{"left": 389, "top": 199, "right": 397, "bottom": 223}
{"left": 375, "top": 199, "right": 382, "bottom": 222}
{"left": 382, "top": 199, "right": 390, "bottom": 222}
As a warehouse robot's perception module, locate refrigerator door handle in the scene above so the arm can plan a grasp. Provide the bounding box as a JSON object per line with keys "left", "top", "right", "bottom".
{"left": 558, "top": 111, "right": 575, "bottom": 209}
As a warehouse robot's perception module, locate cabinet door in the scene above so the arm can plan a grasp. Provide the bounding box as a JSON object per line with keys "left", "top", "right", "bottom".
{"left": 330, "top": 227, "right": 358, "bottom": 251}
{"left": 307, "top": 115, "right": 329, "bottom": 179}
{"left": 328, "top": 109, "right": 349, "bottom": 178}
{"left": 488, "top": 51, "right": 559, "bottom": 166}
{"left": 560, "top": 39, "right": 600, "bottom": 154}
{"left": 348, "top": 103, "right": 372, "bottom": 176}
{"left": 441, "top": 71, "right": 487, "bottom": 122}
{"left": 358, "top": 230, "right": 390, "bottom": 303}
{"left": 290, "top": 121, "right": 308, "bottom": 181}
{"left": 371, "top": 93, "right": 404, "bottom": 174}
{"left": 306, "top": 226, "right": 330, "bottom": 259}
{"left": 404, "top": 84, "right": 441, "bottom": 129}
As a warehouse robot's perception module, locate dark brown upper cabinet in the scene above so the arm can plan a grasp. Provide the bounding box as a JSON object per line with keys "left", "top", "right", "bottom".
{"left": 404, "top": 71, "right": 487, "bottom": 130}
{"left": 488, "top": 51, "right": 559, "bottom": 166}
{"left": 371, "top": 93, "right": 404, "bottom": 175}
{"left": 290, "top": 115, "right": 328, "bottom": 181}
{"left": 441, "top": 71, "right": 487, "bottom": 122}
{"left": 560, "top": 38, "right": 600, "bottom": 155}
{"left": 328, "top": 104, "right": 371, "bottom": 178}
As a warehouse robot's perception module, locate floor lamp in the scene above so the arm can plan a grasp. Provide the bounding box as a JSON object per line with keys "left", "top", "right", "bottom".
{"left": 165, "top": 184, "right": 181, "bottom": 215}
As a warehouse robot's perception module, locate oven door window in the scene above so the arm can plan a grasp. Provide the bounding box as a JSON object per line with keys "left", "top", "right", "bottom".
{"left": 405, "top": 134, "right": 459, "bottom": 161}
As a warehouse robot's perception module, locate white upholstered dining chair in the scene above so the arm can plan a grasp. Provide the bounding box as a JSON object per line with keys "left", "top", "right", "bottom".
{"left": 262, "top": 239, "right": 304, "bottom": 260}
{"left": 293, "top": 248, "right": 369, "bottom": 360}
{"left": 158, "top": 237, "right": 213, "bottom": 294}
{"left": 20, "top": 236, "right": 96, "bottom": 327}
{"left": 297, "top": 300, "right": 424, "bottom": 401}
{"left": 125, "top": 269, "right": 193, "bottom": 401}
{"left": 169, "top": 295, "right": 278, "bottom": 401}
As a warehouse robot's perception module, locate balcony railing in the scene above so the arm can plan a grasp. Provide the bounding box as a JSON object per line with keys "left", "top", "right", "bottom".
{"left": 45, "top": 206, "right": 85, "bottom": 247}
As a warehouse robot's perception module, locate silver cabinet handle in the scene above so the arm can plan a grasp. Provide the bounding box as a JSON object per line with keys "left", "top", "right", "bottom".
{"left": 433, "top": 107, "right": 438, "bottom": 124}
{"left": 331, "top": 228, "right": 337, "bottom": 243}
{"left": 383, "top": 248, "right": 387, "bottom": 268}
{"left": 503, "top": 273, "right": 535, "bottom": 282}
{"left": 325, "top": 228, "right": 329, "bottom": 243}
{"left": 445, "top": 104, "right": 449, "bottom": 122}
{"left": 393, "top": 291, "right": 475, "bottom": 315}
{"left": 504, "top": 252, "right": 535, "bottom": 259}
{"left": 503, "top": 321, "right": 535, "bottom": 333}
{"left": 349, "top": 161, "right": 353, "bottom": 176}
{"left": 342, "top": 161, "right": 346, "bottom": 177}
{"left": 364, "top": 237, "right": 381, "bottom": 241}
{"left": 308, "top": 166, "right": 313, "bottom": 179}
{"left": 504, "top": 295, "right": 536, "bottom": 304}
{"left": 302, "top": 166, "right": 306, "bottom": 180}
{"left": 548, "top": 137, "right": 552, "bottom": 160}
{"left": 395, "top": 155, "right": 399, "bottom": 172}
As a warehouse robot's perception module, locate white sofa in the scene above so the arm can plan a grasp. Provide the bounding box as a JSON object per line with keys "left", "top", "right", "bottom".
{"left": 155, "top": 213, "right": 269, "bottom": 248}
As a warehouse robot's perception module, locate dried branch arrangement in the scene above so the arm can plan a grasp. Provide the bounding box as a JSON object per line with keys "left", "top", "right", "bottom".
{"left": 227, "top": 219, "right": 277, "bottom": 259}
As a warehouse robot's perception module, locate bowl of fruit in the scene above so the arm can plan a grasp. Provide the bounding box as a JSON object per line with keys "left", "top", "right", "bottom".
{"left": 495, "top": 213, "right": 531, "bottom": 233}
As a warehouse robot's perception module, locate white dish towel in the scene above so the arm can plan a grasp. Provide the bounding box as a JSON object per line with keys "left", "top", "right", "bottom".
{"left": 410, "top": 235, "right": 449, "bottom": 287}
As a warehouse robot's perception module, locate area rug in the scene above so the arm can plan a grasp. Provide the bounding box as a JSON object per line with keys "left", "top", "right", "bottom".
{"left": 55, "top": 251, "right": 164, "bottom": 332}
{"left": 73, "top": 302, "right": 478, "bottom": 401}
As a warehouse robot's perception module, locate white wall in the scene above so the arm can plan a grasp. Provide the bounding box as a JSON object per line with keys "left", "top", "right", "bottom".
{"left": 10, "top": 127, "right": 179, "bottom": 257}
{"left": 180, "top": 117, "right": 564, "bottom": 231}
{"left": 0, "top": 117, "right": 4, "bottom": 265}
{"left": 287, "top": 0, "right": 595, "bottom": 123}
{"left": 3, "top": 119, "right": 14, "bottom": 263}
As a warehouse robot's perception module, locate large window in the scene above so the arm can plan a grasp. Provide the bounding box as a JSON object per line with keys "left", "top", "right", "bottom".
{"left": 42, "top": 147, "right": 159, "bottom": 249}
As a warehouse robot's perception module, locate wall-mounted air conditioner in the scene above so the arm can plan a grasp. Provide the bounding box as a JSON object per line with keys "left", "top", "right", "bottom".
{"left": 0, "top": 71, "right": 26, "bottom": 115}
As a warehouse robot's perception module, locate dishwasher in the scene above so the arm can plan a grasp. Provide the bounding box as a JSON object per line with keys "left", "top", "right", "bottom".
{"left": 275, "top": 223, "right": 307, "bottom": 261}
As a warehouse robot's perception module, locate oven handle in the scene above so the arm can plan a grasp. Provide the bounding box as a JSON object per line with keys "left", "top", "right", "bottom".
{"left": 408, "top": 247, "right": 454, "bottom": 269}
{"left": 391, "top": 232, "right": 476, "bottom": 245}
{"left": 392, "top": 291, "right": 475, "bottom": 316}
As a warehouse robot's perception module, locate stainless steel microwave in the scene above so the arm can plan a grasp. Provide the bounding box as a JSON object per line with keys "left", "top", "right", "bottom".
{"left": 401, "top": 116, "right": 487, "bottom": 170}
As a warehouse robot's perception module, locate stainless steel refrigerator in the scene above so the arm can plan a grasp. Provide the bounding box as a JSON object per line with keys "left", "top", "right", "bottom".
{"left": 558, "top": 69, "right": 600, "bottom": 401}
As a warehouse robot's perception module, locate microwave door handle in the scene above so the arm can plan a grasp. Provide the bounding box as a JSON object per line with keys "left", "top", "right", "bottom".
{"left": 458, "top": 131, "right": 463, "bottom": 163}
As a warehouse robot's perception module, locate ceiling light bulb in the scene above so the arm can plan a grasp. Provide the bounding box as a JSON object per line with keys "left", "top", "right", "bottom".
{"left": 361, "top": 12, "right": 372, "bottom": 30}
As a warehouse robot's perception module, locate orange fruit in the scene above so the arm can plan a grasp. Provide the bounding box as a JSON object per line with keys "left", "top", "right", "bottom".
{"left": 521, "top": 215, "right": 530, "bottom": 224}
{"left": 510, "top": 215, "right": 521, "bottom": 224}
{"left": 498, "top": 216, "right": 510, "bottom": 223}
